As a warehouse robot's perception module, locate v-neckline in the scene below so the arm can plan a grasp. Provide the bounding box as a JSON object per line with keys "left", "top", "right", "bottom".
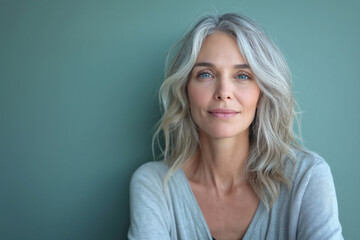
{"left": 179, "top": 167, "right": 266, "bottom": 240}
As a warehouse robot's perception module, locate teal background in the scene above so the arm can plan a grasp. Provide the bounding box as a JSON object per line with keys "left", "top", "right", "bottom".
{"left": 1, "top": 0, "right": 359, "bottom": 239}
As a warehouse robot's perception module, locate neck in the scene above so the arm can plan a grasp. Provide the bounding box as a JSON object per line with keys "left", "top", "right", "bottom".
{"left": 184, "top": 130, "right": 251, "bottom": 194}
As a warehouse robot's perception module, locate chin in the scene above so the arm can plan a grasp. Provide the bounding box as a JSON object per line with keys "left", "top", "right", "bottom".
{"left": 200, "top": 127, "right": 248, "bottom": 140}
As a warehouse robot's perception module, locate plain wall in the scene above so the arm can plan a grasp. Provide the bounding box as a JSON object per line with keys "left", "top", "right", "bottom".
{"left": 1, "top": 0, "right": 359, "bottom": 239}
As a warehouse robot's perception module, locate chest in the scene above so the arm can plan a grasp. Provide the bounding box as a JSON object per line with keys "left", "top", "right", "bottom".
{"left": 190, "top": 183, "right": 259, "bottom": 240}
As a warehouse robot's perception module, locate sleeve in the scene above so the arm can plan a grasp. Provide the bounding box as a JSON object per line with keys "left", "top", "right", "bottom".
{"left": 127, "top": 164, "right": 172, "bottom": 240}
{"left": 297, "top": 160, "right": 343, "bottom": 240}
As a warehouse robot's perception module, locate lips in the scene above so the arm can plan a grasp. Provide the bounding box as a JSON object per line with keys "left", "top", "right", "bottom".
{"left": 208, "top": 108, "right": 239, "bottom": 119}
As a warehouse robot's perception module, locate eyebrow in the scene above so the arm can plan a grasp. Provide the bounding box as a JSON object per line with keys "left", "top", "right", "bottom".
{"left": 192, "top": 62, "right": 251, "bottom": 69}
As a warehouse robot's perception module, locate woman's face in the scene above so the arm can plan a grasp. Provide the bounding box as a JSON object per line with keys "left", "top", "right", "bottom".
{"left": 187, "top": 31, "right": 261, "bottom": 139}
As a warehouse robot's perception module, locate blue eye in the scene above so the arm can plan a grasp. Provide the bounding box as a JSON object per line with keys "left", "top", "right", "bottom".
{"left": 198, "top": 72, "right": 212, "bottom": 79}
{"left": 236, "top": 74, "right": 250, "bottom": 80}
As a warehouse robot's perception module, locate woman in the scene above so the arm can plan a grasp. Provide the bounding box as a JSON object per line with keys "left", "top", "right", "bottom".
{"left": 128, "top": 13, "right": 343, "bottom": 240}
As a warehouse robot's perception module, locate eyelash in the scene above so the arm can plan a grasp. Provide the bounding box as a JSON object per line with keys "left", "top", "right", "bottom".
{"left": 236, "top": 73, "right": 252, "bottom": 80}
{"left": 197, "top": 71, "right": 213, "bottom": 79}
{"left": 196, "top": 71, "right": 252, "bottom": 80}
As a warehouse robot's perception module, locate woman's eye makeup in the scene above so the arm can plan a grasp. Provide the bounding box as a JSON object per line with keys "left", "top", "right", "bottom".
{"left": 194, "top": 70, "right": 253, "bottom": 80}
{"left": 236, "top": 73, "right": 252, "bottom": 80}
{"left": 197, "top": 71, "right": 213, "bottom": 79}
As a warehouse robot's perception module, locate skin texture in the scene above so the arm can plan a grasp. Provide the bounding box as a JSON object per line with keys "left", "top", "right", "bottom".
{"left": 183, "top": 31, "right": 261, "bottom": 240}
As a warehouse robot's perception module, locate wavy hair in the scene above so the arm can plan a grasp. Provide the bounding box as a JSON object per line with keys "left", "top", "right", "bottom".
{"left": 153, "top": 13, "right": 300, "bottom": 210}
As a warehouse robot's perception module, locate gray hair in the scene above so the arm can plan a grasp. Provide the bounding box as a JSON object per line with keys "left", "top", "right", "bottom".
{"left": 153, "top": 13, "right": 300, "bottom": 210}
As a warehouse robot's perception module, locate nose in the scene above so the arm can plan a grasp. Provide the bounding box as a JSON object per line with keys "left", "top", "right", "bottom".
{"left": 214, "top": 78, "right": 232, "bottom": 101}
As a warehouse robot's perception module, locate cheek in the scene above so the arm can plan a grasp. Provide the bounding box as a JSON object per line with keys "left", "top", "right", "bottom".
{"left": 187, "top": 83, "right": 207, "bottom": 108}
{"left": 238, "top": 88, "right": 261, "bottom": 110}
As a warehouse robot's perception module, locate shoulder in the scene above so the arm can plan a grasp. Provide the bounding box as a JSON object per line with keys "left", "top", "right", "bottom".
{"left": 130, "top": 161, "right": 170, "bottom": 189}
{"left": 289, "top": 149, "right": 343, "bottom": 239}
{"left": 129, "top": 161, "right": 171, "bottom": 221}
{"left": 128, "top": 161, "right": 174, "bottom": 239}
{"left": 289, "top": 149, "right": 336, "bottom": 203}
{"left": 295, "top": 148, "right": 328, "bottom": 168}
{"left": 292, "top": 148, "right": 332, "bottom": 183}
{"left": 280, "top": 148, "right": 336, "bottom": 208}
{"left": 132, "top": 161, "right": 169, "bottom": 179}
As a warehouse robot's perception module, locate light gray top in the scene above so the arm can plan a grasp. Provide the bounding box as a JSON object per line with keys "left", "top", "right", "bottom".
{"left": 128, "top": 150, "right": 343, "bottom": 240}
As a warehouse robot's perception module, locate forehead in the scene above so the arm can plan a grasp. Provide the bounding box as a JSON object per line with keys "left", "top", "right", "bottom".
{"left": 195, "top": 31, "right": 246, "bottom": 64}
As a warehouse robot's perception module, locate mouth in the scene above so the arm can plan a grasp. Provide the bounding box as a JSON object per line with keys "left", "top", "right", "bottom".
{"left": 208, "top": 108, "right": 239, "bottom": 119}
